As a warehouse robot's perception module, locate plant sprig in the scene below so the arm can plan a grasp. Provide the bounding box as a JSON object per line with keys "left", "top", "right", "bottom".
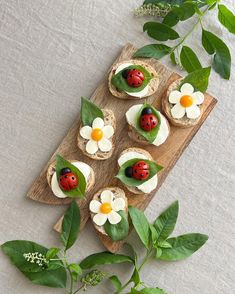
{"left": 134, "top": 0, "right": 234, "bottom": 80}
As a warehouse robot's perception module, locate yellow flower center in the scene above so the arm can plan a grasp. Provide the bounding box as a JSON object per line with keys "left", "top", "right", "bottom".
{"left": 100, "top": 202, "right": 112, "bottom": 214}
{"left": 91, "top": 128, "right": 103, "bottom": 141}
{"left": 180, "top": 95, "right": 193, "bottom": 108}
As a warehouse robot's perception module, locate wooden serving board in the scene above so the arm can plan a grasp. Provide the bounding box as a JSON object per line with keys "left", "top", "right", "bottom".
{"left": 27, "top": 43, "right": 217, "bottom": 252}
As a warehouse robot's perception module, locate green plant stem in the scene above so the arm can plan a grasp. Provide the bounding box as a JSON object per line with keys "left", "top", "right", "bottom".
{"left": 72, "top": 285, "right": 85, "bottom": 294}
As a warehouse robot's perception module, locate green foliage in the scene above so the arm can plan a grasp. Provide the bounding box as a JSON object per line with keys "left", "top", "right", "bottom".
{"left": 109, "top": 275, "right": 122, "bottom": 292}
{"left": 143, "top": 22, "right": 179, "bottom": 41}
{"left": 180, "top": 46, "right": 202, "bottom": 73}
{"left": 133, "top": 44, "right": 171, "bottom": 59}
{"left": 180, "top": 67, "right": 211, "bottom": 92}
{"left": 218, "top": 4, "right": 235, "bottom": 34}
{"left": 104, "top": 211, "right": 129, "bottom": 241}
{"left": 81, "top": 97, "right": 103, "bottom": 127}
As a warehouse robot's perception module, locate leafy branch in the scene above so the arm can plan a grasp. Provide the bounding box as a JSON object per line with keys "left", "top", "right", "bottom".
{"left": 134, "top": 0, "right": 234, "bottom": 80}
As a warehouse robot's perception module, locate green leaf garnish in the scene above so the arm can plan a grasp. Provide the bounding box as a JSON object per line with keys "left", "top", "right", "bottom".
{"left": 111, "top": 65, "right": 152, "bottom": 93}
{"left": 180, "top": 67, "right": 211, "bottom": 92}
{"left": 158, "top": 233, "right": 209, "bottom": 261}
{"left": 1, "top": 240, "right": 66, "bottom": 288}
{"left": 104, "top": 211, "right": 129, "bottom": 241}
{"left": 55, "top": 154, "right": 86, "bottom": 198}
{"left": 218, "top": 4, "right": 235, "bottom": 35}
{"left": 133, "top": 44, "right": 171, "bottom": 59}
{"left": 180, "top": 46, "right": 202, "bottom": 73}
{"left": 116, "top": 158, "right": 163, "bottom": 187}
{"left": 109, "top": 275, "right": 122, "bottom": 292}
{"left": 61, "top": 201, "right": 81, "bottom": 250}
{"left": 134, "top": 103, "right": 161, "bottom": 143}
{"left": 143, "top": 22, "right": 180, "bottom": 41}
{"left": 202, "top": 29, "right": 231, "bottom": 80}
{"left": 81, "top": 97, "right": 104, "bottom": 126}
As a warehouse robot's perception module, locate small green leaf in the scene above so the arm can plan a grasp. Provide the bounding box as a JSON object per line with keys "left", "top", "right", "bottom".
{"left": 69, "top": 263, "right": 82, "bottom": 275}
{"left": 56, "top": 154, "right": 86, "bottom": 198}
{"left": 170, "top": 52, "right": 177, "bottom": 65}
{"left": 117, "top": 158, "right": 162, "bottom": 188}
{"left": 80, "top": 252, "right": 134, "bottom": 269}
{"left": 131, "top": 287, "right": 167, "bottom": 294}
{"left": 156, "top": 247, "right": 162, "bottom": 258}
{"left": 1, "top": 240, "right": 66, "bottom": 288}
{"left": 158, "top": 241, "right": 172, "bottom": 249}
{"left": 129, "top": 206, "right": 150, "bottom": 249}
{"left": 46, "top": 248, "right": 60, "bottom": 260}
{"left": 81, "top": 97, "right": 103, "bottom": 127}
{"left": 133, "top": 44, "right": 171, "bottom": 59}
{"left": 180, "top": 67, "right": 211, "bottom": 92}
{"left": 158, "top": 233, "right": 209, "bottom": 261}
{"left": 104, "top": 211, "right": 129, "bottom": 241}
{"left": 149, "top": 224, "right": 158, "bottom": 244}
{"left": 218, "top": 4, "right": 235, "bottom": 34}
{"left": 111, "top": 65, "right": 152, "bottom": 93}
{"left": 143, "top": 22, "right": 179, "bottom": 41}
{"left": 61, "top": 201, "right": 80, "bottom": 250}
{"left": 202, "top": 30, "right": 231, "bottom": 79}
{"left": 109, "top": 275, "right": 122, "bottom": 292}
{"left": 180, "top": 46, "right": 202, "bottom": 73}
{"left": 154, "top": 201, "right": 179, "bottom": 243}
{"left": 163, "top": 11, "right": 179, "bottom": 27}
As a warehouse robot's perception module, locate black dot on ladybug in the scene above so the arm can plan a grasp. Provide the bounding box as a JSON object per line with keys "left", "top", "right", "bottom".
{"left": 138, "top": 82, "right": 140, "bottom": 84}
{"left": 141, "top": 174, "right": 144, "bottom": 177}
{"left": 138, "top": 72, "right": 140, "bottom": 74}
{"left": 146, "top": 123, "right": 150, "bottom": 126}
{"left": 153, "top": 122, "right": 156, "bottom": 125}
{"left": 150, "top": 117, "right": 153, "bottom": 120}
{"left": 134, "top": 169, "right": 138, "bottom": 173}
{"left": 138, "top": 163, "right": 141, "bottom": 167}
{"left": 65, "top": 175, "right": 68, "bottom": 178}
{"left": 141, "top": 107, "right": 153, "bottom": 115}
{"left": 132, "top": 83, "right": 135, "bottom": 86}
{"left": 72, "top": 177, "right": 75, "bottom": 180}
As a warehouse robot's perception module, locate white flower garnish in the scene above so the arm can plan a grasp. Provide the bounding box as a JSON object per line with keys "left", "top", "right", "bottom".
{"left": 80, "top": 117, "right": 114, "bottom": 154}
{"left": 169, "top": 83, "right": 204, "bottom": 119}
{"left": 89, "top": 190, "right": 125, "bottom": 226}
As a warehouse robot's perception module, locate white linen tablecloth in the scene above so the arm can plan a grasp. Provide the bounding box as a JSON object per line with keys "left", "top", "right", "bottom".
{"left": 0, "top": 1, "right": 234, "bottom": 293}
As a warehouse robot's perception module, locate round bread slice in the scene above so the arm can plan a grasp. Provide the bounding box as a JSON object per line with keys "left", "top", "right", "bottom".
{"left": 47, "top": 160, "right": 95, "bottom": 195}
{"left": 118, "top": 147, "right": 154, "bottom": 195}
{"left": 90, "top": 187, "right": 128, "bottom": 244}
{"left": 162, "top": 79, "right": 204, "bottom": 128}
{"left": 77, "top": 109, "right": 116, "bottom": 160}
{"left": 108, "top": 59, "right": 159, "bottom": 100}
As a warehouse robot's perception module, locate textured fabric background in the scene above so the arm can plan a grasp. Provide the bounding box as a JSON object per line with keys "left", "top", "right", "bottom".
{"left": 0, "top": 1, "right": 234, "bottom": 293}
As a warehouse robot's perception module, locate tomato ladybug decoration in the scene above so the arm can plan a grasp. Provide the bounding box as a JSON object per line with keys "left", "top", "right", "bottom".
{"left": 140, "top": 107, "right": 158, "bottom": 132}
{"left": 126, "top": 69, "right": 145, "bottom": 88}
{"left": 59, "top": 167, "right": 78, "bottom": 191}
{"left": 125, "top": 160, "right": 150, "bottom": 181}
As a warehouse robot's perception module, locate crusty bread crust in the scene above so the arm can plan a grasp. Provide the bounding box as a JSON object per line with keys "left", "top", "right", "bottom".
{"left": 47, "top": 160, "right": 95, "bottom": 193}
{"left": 162, "top": 79, "right": 204, "bottom": 128}
{"left": 118, "top": 147, "right": 153, "bottom": 195}
{"left": 90, "top": 187, "right": 128, "bottom": 237}
{"left": 108, "top": 59, "right": 159, "bottom": 100}
{"left": 77, "top": 109, "right": 116, "bottom": 160}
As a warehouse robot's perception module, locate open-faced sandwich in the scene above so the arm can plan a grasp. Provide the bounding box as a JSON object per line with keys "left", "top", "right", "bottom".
{"left": 116, "top": 148, "right": 163, "bottom": 195}
{"left": 108, "top": 59, "right": 159, "bottom": 99}
{"left": 89, "top": 187, "right": 129, "bottom": 245}
{"left": 47, "top": 154, "right": 95, "bottom": 199}
{"left": 126, "top": 103, "right": 170, "bottom": 146}
{"left": 162, "top": 68, "right": 210, "bottom": 128}
{"left": 77, "top": 97, "right": 116, "bottom": 160}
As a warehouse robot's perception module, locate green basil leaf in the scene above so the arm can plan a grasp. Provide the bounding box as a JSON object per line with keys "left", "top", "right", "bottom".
{"left": 149, "top": 224, "right": 158, "bottom": 244}
{"left": 61, "top": 201, "right": 80, "bottom": 250}
{"left": 117, "top": 158, "right": 163, "bottom": 187}
{"left": 69, "top": 263, "right": 82, "bottom": 275}
{"left": 133, "top": 44, "right": 171, "bottom": 59}
{"left": 180, "top": 46, "right": 202, "bottom": 73}
{"left": 129, "top": 206, "right": 150, "bottom": 249}
{"left": 158, "top": 241, "right": 172, "bottom": 249}
{"left": 202, "top": 30, "right": 231, "bottom": 79}
{"left": 111, "top": 65, "right": 152, "bottom": 93}
{"left": 109, "top": 275, "right": 122, "bottom": 292}
{"left": 143, "top": 22, "right": 179, "bottom": 41}
{"left": 46, "top": 248, "right": 60, "bottom": 260}
{"left": 1, "top": 240, "right": 66, "bottom": 288}
{"left": 80, "top": 252, "right": 134, "bottom": 269}
{"left": 104, "top": 211, "right": 129, "bottom": 241}
{"left": 55, "top": 154, "right": 86, "bottom": 198}
{"left": 81, "top": 97, "right": 103, "bottom": 127}
{"left": 158, "top": 233, "right": 209, "bottom": 261}
{"left": 163, "top": 11, "right": 179, "bottom": 27}
{"left": 156, "top": 247, "right": 162, "bottom": 258}
{"left": 218, "top": 4, "right": 235, "bottom": 34}
{"left": 134, "top": 104, "right": 161, "bottom": 143}
{"left": 170, "top": 52, "right": 177, "bottom": 65}
{"left": 154, "top": 200, "right": 179, "bottom": 243}
{"left": 131, "top": 287, "right": 167, "bottom": 294}
{"left": 180, "top": 67, "right": 211, "bottom": 92}
{"left": 163, "top": 3, "right": 195, "bottom": 27}
{"left": 124, "top": 242, "right": 138, "bottom": 265}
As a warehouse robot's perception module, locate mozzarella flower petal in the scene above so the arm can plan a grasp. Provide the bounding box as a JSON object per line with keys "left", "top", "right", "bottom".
{"left": 90, "top": 190, "right": 125, "bottom": 226}
{"left": 80, "top": 117, "right": 114, "bottom": 154}
{"left": 169, "top": 83, "right": 204, "bottom": 119}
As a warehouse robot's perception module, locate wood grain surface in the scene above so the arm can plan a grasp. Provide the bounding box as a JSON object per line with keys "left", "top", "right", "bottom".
{"left": 27, "top": 43, "right": 217, "bottom": 252}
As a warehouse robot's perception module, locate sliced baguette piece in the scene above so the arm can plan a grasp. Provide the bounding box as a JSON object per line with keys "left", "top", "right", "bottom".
{"left": 162, "top": 79, "right": 204, "bottom": 128}
{"left": 117, "top": 147, "right": 154, "bottom": 195}
{"left": 108, "top": 59, "right": 159, "bottom": 100}
{"left": 47, "top": 160, "right": 95, "bottom": 196}
{"left": 90, "top": 187, "right": 128, "bottom": 253}
{"left": 77, "top": 109, "right": 116, "bottom": 160}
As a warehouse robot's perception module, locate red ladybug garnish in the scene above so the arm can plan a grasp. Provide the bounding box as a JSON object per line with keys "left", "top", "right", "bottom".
{"left": 140, "top": 107, "right": 158, "bottom": 132}
{"left": 127, "top": 69, "right": 145, "bottom": 88}
{"left": 132, "top": 161, "right": 150, "bottom": 181}
{"left": 59, "top": 170, "right": 78, "bottom": 191}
